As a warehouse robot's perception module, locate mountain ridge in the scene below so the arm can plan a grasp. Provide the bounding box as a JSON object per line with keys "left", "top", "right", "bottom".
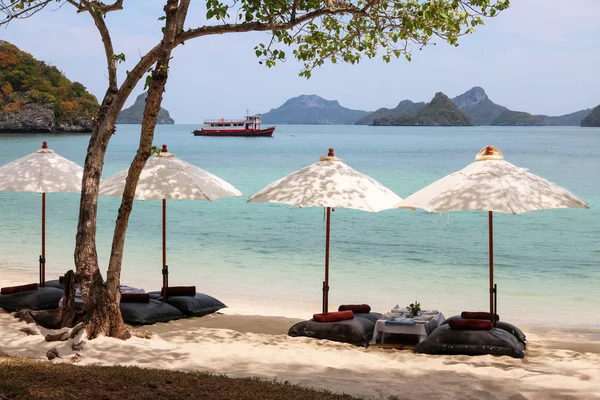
{"left": 259, "top": 94, "right": 369, "bottom": 125}
{"left": 372, "top": 92, "right": 471, "bottom": 126}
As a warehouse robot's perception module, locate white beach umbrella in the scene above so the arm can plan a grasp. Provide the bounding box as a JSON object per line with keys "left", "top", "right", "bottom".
{"left": 0, "top": 141, "right": 83, "bottom": 286}
{"left": 398, "top": 145, "right": 589, "bottom": 320}
{"left": 248, "top": 148, "right": 402, "bottom": 313}
{"left": 99, "top": 144, "right": 242, "bottom": 295}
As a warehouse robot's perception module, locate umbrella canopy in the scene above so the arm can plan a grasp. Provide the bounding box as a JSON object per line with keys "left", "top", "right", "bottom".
{"left": 98, "top": 145, "right": 241, "bottom": 201}
{"left": 248, "top": 150, "right": 400, "bottom": 212}
{"left": 398, "top": 145, "right": 589, "bottom": 320}
{"left": 99, "top": 144, "right": 242, "bottom": 297}
{"left": 398, "top": 146, "right": 587, "bottom": 214}
{"left": 0, "top": 142, "right": 83, "bottom": 193}
{"left": 0, "top": 141, "right": 83, "bottom": 286}
{"left": 248, "top": 148, "right": 402, "bottom": 313}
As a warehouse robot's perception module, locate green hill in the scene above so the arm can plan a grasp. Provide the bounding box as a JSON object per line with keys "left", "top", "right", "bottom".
{"left": 492, "top": 108, "right": 593, "bottom": 126}
{"left": 491, "top": 110, "right": 549, "bottom": 126}
{"left": 354, "top": 100, "right": 424, "bottom": 125}
{"left": 260, "top": 95, "right": 368, "bottom": 125}
{"left": 548, "top": 109, "right": 592, "bottom": 126}
{"left": 0, "top": 40, "right": 98, "bottom": 132}
{"left": 580, "top": 105, "right": 600, "bottom": 127}
{"left": 378, "top": 92, "right": 471, "bottom": 126}
{"left": 117, "top": 92, "right": 174, "bottom": 124}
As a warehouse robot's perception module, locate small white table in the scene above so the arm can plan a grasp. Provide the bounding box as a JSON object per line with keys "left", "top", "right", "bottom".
{"left": 370, "top": 311, "right": 445, "bottom": 344}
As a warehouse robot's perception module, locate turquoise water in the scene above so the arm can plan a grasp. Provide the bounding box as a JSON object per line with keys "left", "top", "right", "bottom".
{"left": 0, "top": 125, "right": 598, "bottom": 328}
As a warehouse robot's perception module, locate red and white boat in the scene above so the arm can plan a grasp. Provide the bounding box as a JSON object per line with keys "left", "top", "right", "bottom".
{"left": 193, "top": 115, "right": 275, "bottom": 137}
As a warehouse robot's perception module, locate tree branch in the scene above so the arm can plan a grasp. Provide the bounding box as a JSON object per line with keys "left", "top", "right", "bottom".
{"left": 175, "top": 0, "right": 190, "bottom": 33}
{"left": 0, "top": 0, "right": 52, "bottom": 24}
{"left": 175, "top": 7, "right": 364, "bottom": 44}
{"left": 81, "top": 0, "right": 118, "bottom": 91}
{"left": 88, "top": 0, "right": 123, "bottom": 13}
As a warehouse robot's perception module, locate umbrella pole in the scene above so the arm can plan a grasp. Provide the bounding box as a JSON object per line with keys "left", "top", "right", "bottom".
{"left": 488, "top": 211, "right": 494, "bottom": 325}
{"left": 323, "top": 207, "right": 331, "bottom": 314}
{"left": 40, "top": 192, "right": 46, "bottom": 288}
{"left": 162, "top": 199, "right": 168, "bottom": 302}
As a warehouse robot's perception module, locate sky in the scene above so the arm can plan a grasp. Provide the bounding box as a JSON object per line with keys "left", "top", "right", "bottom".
{"left": 0, "top": 0, "right": 599, "bottom": 123}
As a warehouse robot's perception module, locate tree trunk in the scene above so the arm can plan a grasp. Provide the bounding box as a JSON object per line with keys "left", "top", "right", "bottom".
{"left": 76, "top": 0, "right": 185, "bottom": 340}
{"left": 105, "top": 0, "right": 181, "bottom": 302}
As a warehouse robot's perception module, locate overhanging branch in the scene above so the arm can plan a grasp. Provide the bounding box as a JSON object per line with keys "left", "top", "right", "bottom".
{"left": 81, "top": 0, "right": 118, "bottom": 91}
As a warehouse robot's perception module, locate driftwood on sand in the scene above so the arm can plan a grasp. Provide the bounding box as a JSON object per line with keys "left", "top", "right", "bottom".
{"left": 14, "top": 270, "right": 85, "bottom": 330}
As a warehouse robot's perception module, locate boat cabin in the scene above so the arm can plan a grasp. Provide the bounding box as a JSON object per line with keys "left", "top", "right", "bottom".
{"left": 203, "top": 115, "right": 262, "bottom": 131}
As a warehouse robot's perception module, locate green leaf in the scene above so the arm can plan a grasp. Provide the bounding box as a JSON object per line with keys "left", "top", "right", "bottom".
{"left": 143, "top": 75, "right": 153, "bottom": 90}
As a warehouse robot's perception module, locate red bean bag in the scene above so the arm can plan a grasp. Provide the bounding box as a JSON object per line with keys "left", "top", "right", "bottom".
{"left": 1, "top": 283, "right": 39, "bottom": 295}
{"left": 161, "top": 286, "right": 196, "bottom": 297}
{"left": 449, "top": 318, "right": 493, "bottom": 331}
{"left": 313, "top": 310, "right": 354, "bottom": 323}
{"left": 461, "top": 311, "right": 500, "bottom": 321}
{"left": 120, "top": 293, "right": 150, "bottom": 303}
{"left": 338, "top": 304, "right": 371, "bottom": 313}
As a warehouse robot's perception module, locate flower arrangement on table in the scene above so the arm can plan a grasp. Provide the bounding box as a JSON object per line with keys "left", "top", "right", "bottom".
{"left": 407, "top": 300, "right": 421, "bottom": 318}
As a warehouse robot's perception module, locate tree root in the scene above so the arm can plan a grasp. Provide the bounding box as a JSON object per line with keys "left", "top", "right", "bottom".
{"left": 14, "top": 271, "right": 86, "bottom": 330}
{"left": 45, "top": 331, "right": 70, "bottom": 342}
{"left": 19, "top": 327, "right": 39, "bottom": 336}
{"left": 129, "top": 328, "right": 153, "bottom": 339}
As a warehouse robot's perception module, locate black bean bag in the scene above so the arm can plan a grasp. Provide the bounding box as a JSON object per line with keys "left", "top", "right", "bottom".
{"left": 414, "top": 323, "right": 525, "bottom": 358}
{"left": 0, "top": 287, "right": 64, "bottom": 311}
{"left": 44, "top": 280, "right": 64, "bottom": 290}
{"left": 288, "top": 312, "right": 382, "bottom": 346}
{"left": 148, "top": 291, "right": 226, "bottom": 317}
{"left": 355, "top": 312, "right": 382, "bottom": 324}
{"left": 120, "top": 298, "right": 185, "bottom": 325}
{"left": 441, "top": 316, "right": 526, "bottom": 344}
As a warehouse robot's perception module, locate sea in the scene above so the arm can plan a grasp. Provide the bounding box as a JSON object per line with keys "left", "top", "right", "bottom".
{"left": 0, "top": 125, "right": 598, "bottom": 329}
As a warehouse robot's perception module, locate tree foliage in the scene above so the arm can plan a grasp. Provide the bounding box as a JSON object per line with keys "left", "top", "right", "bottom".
{"left": 2, "top": 0, "right": 510, "bottom": 79}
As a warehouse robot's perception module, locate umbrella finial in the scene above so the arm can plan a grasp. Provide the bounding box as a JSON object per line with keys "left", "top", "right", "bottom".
{"left": 161, "top": 144, "right": 168, "bottom": 153}
{"left": 42, "top": 141, "right": 47, "bottom": 149}
{"left": 319, "top": 148, "right": 339, "bottom": 162}
{"left": 476, "top": 145, "right": 503, "bottom": 161}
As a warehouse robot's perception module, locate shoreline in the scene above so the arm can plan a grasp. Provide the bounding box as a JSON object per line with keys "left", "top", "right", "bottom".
{"left": 2, "top": 270, "right": 600, "bottom": 399}
{"left": 2, "top": 266, "right": 599, "bottom": 331}
{"left": 1, "top": 309, "right": 599, "bottom": 399}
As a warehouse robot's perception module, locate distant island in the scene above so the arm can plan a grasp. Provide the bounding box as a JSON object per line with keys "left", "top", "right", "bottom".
{"left": 580, "top": 105, "right": 600, "bottom": 127}
{"left": 259, "top": 94, "right": 368, "bottom": 125}
{"left": 354, "top": 100, "right": 425, "bottom": 125}
{"left": 116, "top": 91, "right": 174, "bottom": 124}
{"left": 262, "top": 87, "right": 595, "bottom": 127}
{"left": 372, "top": 92, "right": 471, "bottom": 126}
{"left": 491, "top": 108, "right": 593, "bottom": 126}
{"left": 0, "top": 40, "right": 98, "bottom": 133}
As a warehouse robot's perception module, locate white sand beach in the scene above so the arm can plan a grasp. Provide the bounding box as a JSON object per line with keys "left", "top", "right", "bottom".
{"left": 1, "top": 273, "right": 600, "bottom": 400}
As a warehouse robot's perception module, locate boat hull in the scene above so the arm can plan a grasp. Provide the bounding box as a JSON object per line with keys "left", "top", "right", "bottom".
{"left": 192, "top": 127, "right": 275, "bottom": 137}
